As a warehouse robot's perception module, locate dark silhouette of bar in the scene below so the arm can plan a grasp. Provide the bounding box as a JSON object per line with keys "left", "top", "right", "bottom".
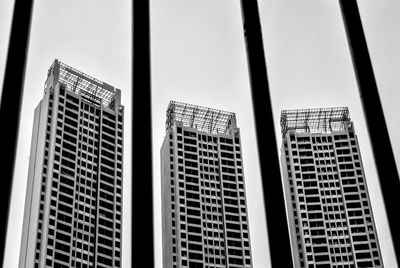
{"left": 0, "top": 0, "right": 34, "bottom": 266}
{"left": 239, "top": 0, "right": 294, "bottom": 267}
{"left": 339, "top": 0, "right": 400, "bottom": 266}
{"left": 132, "top": 0, "right": 155, "bottom": 267}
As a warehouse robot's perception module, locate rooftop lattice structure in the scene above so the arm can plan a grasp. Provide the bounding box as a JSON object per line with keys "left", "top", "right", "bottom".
{"left": 280, "top": 107, "right": 350, "bottom": 137}
{"left": 47, "top": 60, "right": 117, "bottom": 108}
{"left": 166, "top": 101, "right": 236, "bottom": 134}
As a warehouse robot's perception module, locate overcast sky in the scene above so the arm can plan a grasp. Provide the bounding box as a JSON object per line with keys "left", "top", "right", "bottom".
{"left": 0, "top": 0, "right": 399, "bottom": 267}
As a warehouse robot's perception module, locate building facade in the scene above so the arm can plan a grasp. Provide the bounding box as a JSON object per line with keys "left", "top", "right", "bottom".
{"left": 19, "top": 60, "right": 123, "bottom": 268}
{"left": 161, "top": 101, "right": 252, "bottom": 268}
{"left": 280, "top": 107, "right": 383, "bottom": 268}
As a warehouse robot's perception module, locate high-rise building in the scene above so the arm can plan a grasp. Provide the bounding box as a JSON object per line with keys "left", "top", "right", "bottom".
{"left": 161, "top": 101, "right": 252, "bottom": 268}
{"left": 280, "top": 107, "right": 383, "bottom": 268}
{"left": 19, "top": 60, "right": 124, "bottom": 268}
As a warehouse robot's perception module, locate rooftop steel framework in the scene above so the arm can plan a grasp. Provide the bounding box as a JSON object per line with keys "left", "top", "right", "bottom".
{"left": 48, "top": 60, "right": 117, "bottom": 108}
{"left": 166, "top": 101, "right": 236, "bottom": 134}
{"left": 280, "top": 107, "right": 350, "bottom": 137}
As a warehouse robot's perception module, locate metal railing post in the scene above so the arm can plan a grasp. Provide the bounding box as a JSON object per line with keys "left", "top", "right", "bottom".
{"left": 339, "top": 0, "right": 400, "bottom": 266}
{"left": 0, "top": 0, "right": 34, "bottom": 266}
{"left": 239, "top": 1, "right": 294, "bottom": 267}
{"left": 132, "top": 0, "right": 154, "bottom": 267}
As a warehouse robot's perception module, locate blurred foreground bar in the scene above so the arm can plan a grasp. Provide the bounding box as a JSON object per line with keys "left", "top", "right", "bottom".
{"left": 339, "top": 0, "right": 400, "bottom": 265}
{"left": 240, "top": 0, "right": 294, "bottom": 267}
{"left": 132, "top": 0, "right": 155, "bottom": 267}
{"left": 0, "top": 0, "right": 34, "bottom": 266}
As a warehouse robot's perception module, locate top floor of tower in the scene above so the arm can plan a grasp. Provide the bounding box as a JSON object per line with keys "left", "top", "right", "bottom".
{"left": 280, "top": 107, "right": 352, "bottom": 138}
{"left": 165, "top": 101, "right": 237, "bottom": 135}
{"left": 44, "top": 59, "right": 122, "bottom": 110}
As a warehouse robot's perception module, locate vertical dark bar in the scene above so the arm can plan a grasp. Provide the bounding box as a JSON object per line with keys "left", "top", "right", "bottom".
{"left": 0, "top": 0, "right": 34, "bottom": 266}
{"left": 132, "top": 0, "right": 154, "bottom": 267}
{"left": 239, "top": 1, "right": 293, "bottom": 267}
{"left": 339, "top": 0, "right": 400, "bottom": 265}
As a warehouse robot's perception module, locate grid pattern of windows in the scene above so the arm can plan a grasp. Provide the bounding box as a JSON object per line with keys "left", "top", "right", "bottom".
{"left": 163, "top": 122, "right": 252, "bottom": 268}
{"left": 282, "top": 121, "right": 383, "bottom": 268}
{"left": 26, "top": 79, "right": 123, "bottom": 268}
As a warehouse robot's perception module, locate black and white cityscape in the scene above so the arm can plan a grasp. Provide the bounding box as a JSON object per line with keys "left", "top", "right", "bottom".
{"left": 1, "top": 1, "right": 399, "bottom": 268}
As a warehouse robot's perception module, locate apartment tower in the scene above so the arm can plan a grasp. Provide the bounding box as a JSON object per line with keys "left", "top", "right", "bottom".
{"left": 161, "top": 101, "right": 252, "bottom": 268}
{"left": 19, "top": 60, "right": 123, "bottom": 268}
{"left": 280, "top": 107, "right": 383, "bottom": 268}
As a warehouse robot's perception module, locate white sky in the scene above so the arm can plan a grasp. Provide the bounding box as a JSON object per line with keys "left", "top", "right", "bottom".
{"left": 0, "top": 0, "right": 399, "bottom": 268}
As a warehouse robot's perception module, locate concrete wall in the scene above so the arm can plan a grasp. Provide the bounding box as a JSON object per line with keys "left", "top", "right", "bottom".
{"left": 161, "top": 132, "right": 173, "bottom": 268}
{"left": 281, "top": 136, "right": 302, "bottom": 268}
{"left": 19, "top": 95, "right": 49, "bottom": 268}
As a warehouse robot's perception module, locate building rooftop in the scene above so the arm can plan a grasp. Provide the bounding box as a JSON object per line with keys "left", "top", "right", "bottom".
{"left": 166, "top": 101, "right": 236, "bottom": 134}
{"left": 46, "top": 59, "right": 118, "bottom": 108}
{"left": 280, "top": 107, "right": 350, "bottom": 137}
